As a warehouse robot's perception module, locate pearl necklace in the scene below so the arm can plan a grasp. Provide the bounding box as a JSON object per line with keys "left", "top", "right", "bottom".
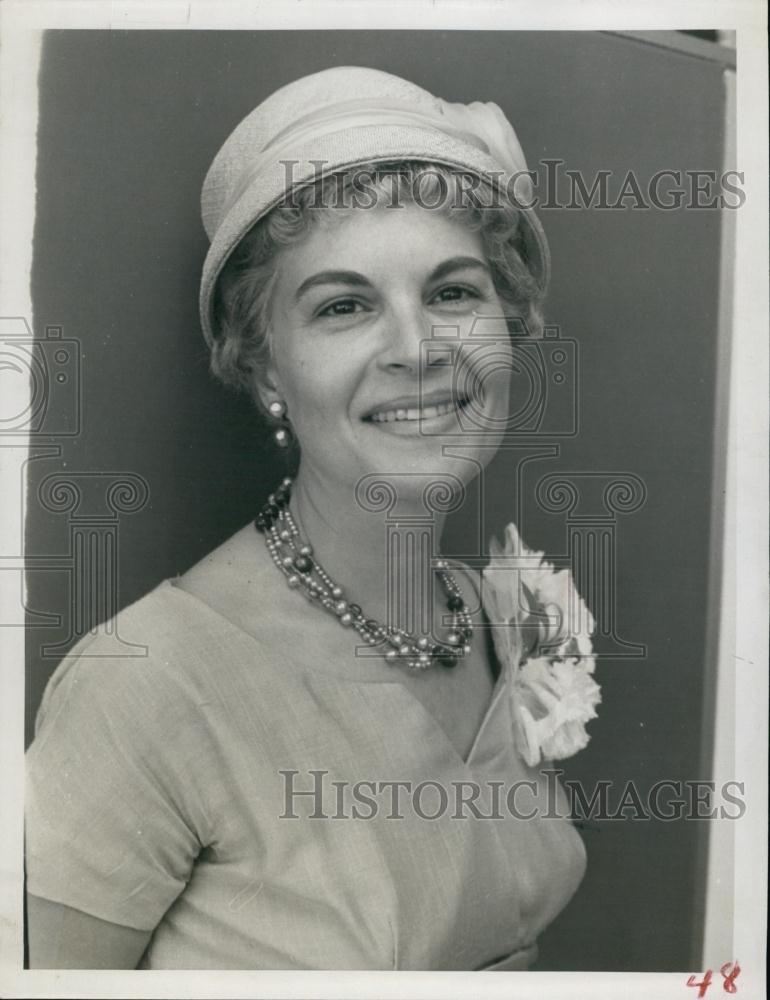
{"left": 254, "top": 478, "right": 474, "bottom": 670}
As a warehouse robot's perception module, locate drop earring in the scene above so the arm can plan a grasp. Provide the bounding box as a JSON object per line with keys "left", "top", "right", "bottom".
{"left": 268, "top": 399, "right": 293, "bottom": 448}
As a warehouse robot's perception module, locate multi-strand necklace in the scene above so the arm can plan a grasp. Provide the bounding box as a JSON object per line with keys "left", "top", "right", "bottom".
{"left": 254, "top": 477, "right": 474, "bottom": 670}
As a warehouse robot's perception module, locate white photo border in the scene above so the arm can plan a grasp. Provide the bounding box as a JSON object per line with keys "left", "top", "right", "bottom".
{"left": 0, "top": 2, "right": 766, "bottom": 998}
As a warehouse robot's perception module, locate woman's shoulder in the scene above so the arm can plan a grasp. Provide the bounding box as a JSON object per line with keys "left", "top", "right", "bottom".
{"left": 31, "top": 583, "right": 206, "bottom": 740}
{"left": 33, "top": 523, "right": 286, "bottom": 736}
{"left": 173, "top": 519, "right": 287, "bottom": 622}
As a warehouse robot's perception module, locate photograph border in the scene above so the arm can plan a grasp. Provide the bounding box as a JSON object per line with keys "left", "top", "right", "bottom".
{"left": 1, "top": 2, "right": 766, "bottom": 998}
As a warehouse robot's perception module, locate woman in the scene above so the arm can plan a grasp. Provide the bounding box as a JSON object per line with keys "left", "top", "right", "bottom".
{"left": 25, "top": 65, "right": 599, "bottom": 970}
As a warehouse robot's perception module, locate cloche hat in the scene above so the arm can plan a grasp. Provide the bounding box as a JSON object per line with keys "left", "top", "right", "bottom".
{"left": 199, "top": 65, "right": 549, "bottom": 349}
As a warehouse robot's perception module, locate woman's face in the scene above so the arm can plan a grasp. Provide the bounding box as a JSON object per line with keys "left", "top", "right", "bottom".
{"left": 259, "top": 203, "right": 515, "bottom": 495}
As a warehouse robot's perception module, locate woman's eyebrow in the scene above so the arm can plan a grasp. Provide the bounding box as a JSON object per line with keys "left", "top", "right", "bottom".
{"left": 428, "top": 256, "right": 491, "bottom": 282}
{"left": 294, "top": 270, "right": 371, "bottom": 302}
{"left": 293, "top": 256, "right": 491, "bottom": 303}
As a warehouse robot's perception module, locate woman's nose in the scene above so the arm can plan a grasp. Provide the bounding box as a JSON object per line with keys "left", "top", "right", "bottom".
{"left": 376, "top": 302, "right": 435, "bottom": 373}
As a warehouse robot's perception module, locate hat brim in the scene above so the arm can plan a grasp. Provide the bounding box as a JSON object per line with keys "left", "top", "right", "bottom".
{"left": 199, "top": 124, "right": 550, "bottom": 348}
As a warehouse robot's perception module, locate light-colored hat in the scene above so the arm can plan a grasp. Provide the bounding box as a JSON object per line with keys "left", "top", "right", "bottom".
{"left": 199, "top": 65, "right": 549, "bottom": 349}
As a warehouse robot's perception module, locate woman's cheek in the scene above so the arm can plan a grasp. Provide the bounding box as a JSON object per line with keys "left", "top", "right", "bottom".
{"left": 486, "top": 360, "right": 513, "bottom": 409}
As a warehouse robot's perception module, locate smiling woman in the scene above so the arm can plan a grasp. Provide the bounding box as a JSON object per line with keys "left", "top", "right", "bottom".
{"left": 223, "top": 199, "right": 520, "bottom": 492}
{"left": 25, "top": 65, "right": 595, "bottom": 971}
{"left": 211, "top": 161, "right": 545, "bottom": 419}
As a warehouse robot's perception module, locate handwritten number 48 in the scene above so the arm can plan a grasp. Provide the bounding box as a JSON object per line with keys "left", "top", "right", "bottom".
{"left": 687, "top": 961, "right": 741, "bottom": 997}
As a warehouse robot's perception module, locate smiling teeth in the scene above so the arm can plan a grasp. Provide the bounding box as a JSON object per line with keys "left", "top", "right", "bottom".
{"left": 370, "top": 400, "right": 464, "bottom": 423}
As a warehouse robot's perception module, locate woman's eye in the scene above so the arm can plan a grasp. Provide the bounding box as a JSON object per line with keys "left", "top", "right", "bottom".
{"left": 432, "top": 284, "right": 480, "bottom": 305}
{"left": 317, "top": 298, "right": 364, "bottom": 318}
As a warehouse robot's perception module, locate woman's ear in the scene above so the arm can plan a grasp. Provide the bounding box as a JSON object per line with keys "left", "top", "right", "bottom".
{"left": 254, "top": 361, "right": 285, "bottom": 416}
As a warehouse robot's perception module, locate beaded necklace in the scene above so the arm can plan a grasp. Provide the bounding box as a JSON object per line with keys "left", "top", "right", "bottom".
{"left": 254, "top": 478, "right": 474, "bottom": 670}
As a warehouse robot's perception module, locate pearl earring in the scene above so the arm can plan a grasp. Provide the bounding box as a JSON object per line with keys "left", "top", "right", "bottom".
{"left": 274, "top": 427, "right": 292, "bottom": 448}
{"left": 268, "top": 399, "right": 292, "bottom": 448}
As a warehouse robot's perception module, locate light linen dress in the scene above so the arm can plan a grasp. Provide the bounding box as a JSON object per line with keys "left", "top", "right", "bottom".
{"left": 26, "top": 576, "right": 587, "bottom": 970}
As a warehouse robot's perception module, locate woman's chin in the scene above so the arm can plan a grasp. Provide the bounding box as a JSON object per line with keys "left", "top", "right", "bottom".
{"left": 350, "top": 428, "right": 493, "bottom": 490}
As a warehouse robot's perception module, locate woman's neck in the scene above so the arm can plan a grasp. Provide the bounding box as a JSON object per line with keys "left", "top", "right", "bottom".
{"left": 289, "top": 468, "right": 457, "bottom": 633}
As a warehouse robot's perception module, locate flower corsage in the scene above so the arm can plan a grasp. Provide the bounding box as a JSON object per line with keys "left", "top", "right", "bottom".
{"left": 481, "top": 523, "right": 601, "bottom": 767}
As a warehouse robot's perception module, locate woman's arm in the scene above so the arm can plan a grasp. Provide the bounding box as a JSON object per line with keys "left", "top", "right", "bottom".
{"left": 26, "top": 642, "right": 205, "bottom": 965}
{"left": 27, "top": 893, "right": 152, "bottom": 969}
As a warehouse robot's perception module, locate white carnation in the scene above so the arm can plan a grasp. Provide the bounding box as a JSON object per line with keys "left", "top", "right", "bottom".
{"left": 482, "top": 522, "right": 601, "bottom": 766}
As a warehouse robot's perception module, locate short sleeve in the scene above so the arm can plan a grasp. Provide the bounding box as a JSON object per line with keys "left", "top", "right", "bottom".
{"left": 26, "top": 646, "right": 204, "bottom": 931}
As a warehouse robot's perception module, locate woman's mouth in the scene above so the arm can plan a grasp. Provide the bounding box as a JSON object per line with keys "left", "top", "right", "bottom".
{"left": 361, "top": 394, "right": 474, "bottom": 435}
{"left": 366, "top": 397, "right": 470, "bottom": 423}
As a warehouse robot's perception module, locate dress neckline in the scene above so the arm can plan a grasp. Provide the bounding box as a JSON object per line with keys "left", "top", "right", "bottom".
{"left": 158, "top": 575, "right": 512, "bottom": 770}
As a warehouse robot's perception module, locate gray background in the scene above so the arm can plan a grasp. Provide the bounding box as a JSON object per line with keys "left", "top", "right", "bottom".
{"left": 25, "top": 29, "right": 731, "bottom": 971}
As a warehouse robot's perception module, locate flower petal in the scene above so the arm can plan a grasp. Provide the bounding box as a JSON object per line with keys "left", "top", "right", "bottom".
{"left": 483, "top": 522, "right": 602, "bottom": 765}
